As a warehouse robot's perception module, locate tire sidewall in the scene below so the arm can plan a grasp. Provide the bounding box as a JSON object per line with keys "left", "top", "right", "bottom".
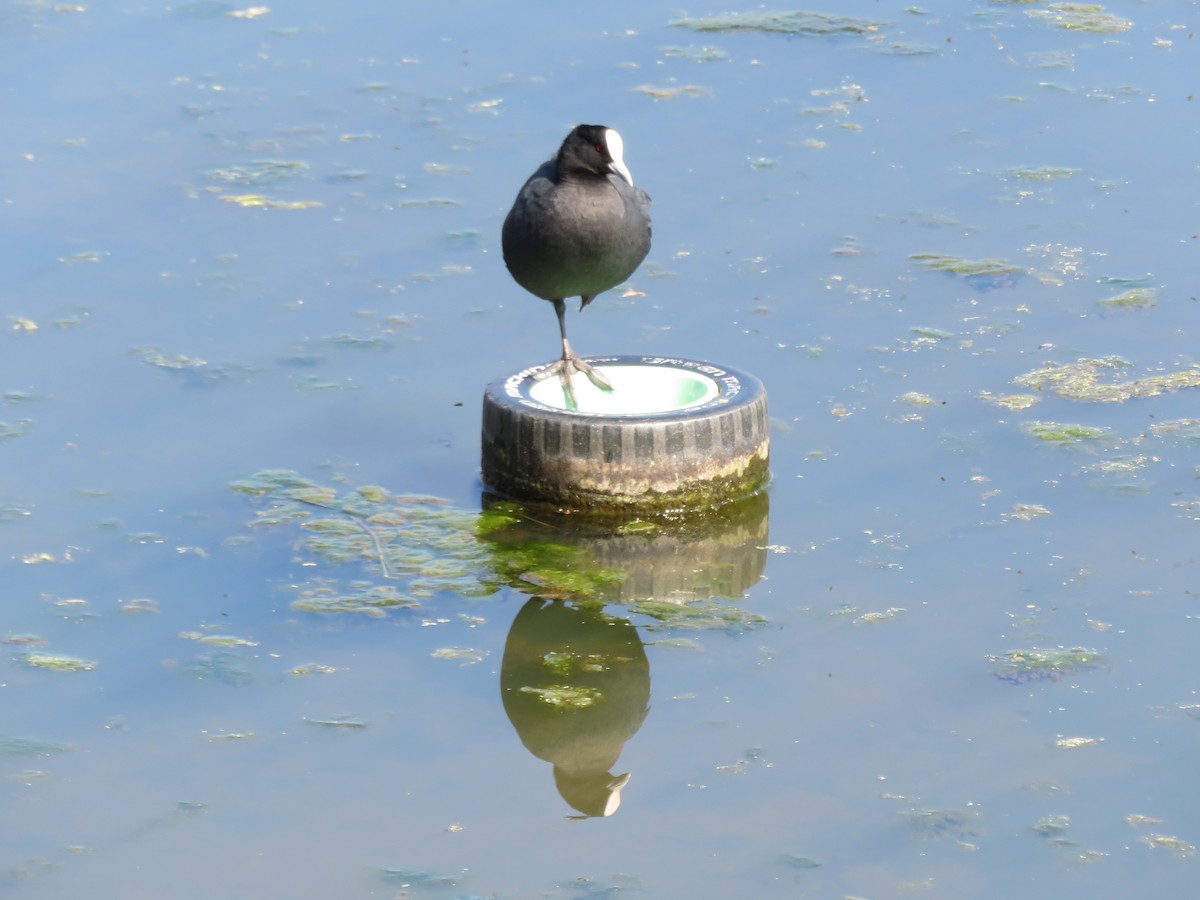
{"left": 490, "top": 355, "right": 762, "bottom": 422}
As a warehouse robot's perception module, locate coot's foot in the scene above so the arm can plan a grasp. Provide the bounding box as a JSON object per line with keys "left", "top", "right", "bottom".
{"left": 534, "top": 353, "right": 613, "bottom": 409}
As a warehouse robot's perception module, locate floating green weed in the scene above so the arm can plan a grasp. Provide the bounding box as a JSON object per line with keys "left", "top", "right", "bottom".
{"left": 519, "top": 684, "right": 604, "bottom": 711}
{"left": 1004, "top": 503, "right": 1052, "bottom": 521}
{"left": 874, "top": 41, "right": 940, "bottom": 57}
{"left": 1027, "top": 3, "right": 1133, "bottom": 34}
{"left": 1140, "top": 834, "right": 1198, "bottom": 857}
{"left": 287, "top": 663, "right": 337, "bottom": 676}
{"left": 376, "top": 868, "right": 459, "bottom": 888}
{"left": 235, "top": 472, "right": 625, "bottom": 608}
{"left": 910, "top": 326, "right": 955, "bottom": 342}
{"left": 304, "top": 716, "right": 368, "bottom": 729}
{"left": 205, "top": 159, "right": 308, "bottom": 186}
{"left": 0, "top": 420, "right": 30, "bottom": 441}
{"left": 631, "top": 84, "right": 712, "bottom": 101}
{"left": 630, "top": 597, "right": 768, "bottom": 633}
{"left": 1083, "top": 454, "right": 1147, "bottom": 475}
{"left": 21, "top": 653, "right": 96, "bottom": 672}
{"left": 1057, "top": 736, "right": 1100, "bottom": 749}
{"left": 235, "top": 472, "right": 766, "bottom": 632}
{"left": 1015, "top": 357, "right": 1200, "bottom": 402}
{"left": 1034, "top": 814, "right": 1072, "bottom": 839}
{"left": 980, "top": 393, "right": 1040, "bottom": 411}
{"left": 1149, "top": 418, "right": 1200, "bottom": 444}
{"left": 1100, "top": 287, "right": 1157, "bottom": 308}
{"left": 661, "top": 44, "right": 729, "bottom": 63}
{"left": 494, "top": 542, "right": 625, "bottom": 603}
{"left": 219, "top": 194, "right": 322, "bottom": 210}
{"left": 911, "top": 253, "right": 1024, "bottom": 279}
{"left": 672, "top": 11, "right": 882, "bottom": 35}
{"left": 232, "top": 470, "right": 495, "bottom": 614}
{"left": 178, "top": 631, "right": 258, "bottom": 648}
{"left": 647, "top": 637, "right": 704, "bottom": 650}
{"left": 1, "top": 634, "right": 45, "bottom": 647}
{"left": 1020, "top": 421, "right": 1111, "bottom": 444}
{"left": 291, "top": 582, "right": 418, "bottom": 616}
{"left": 1005, "top": 165, "right": 1082, "bottom": 181}
{"left": 431, "top": 647, "right": 486, "bottom": 666}
{"left": 540, "top": 650, "right": 622, "bottom": 676}
{"left": 133, "top": 347, "right": 257, "bottom": 383}
{"left": 989, "top": 646, "right": 1105, "bottom": 683}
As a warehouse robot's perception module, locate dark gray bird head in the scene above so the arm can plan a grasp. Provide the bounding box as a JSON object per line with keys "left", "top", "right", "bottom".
{"left": 557, "top": 124, "right": 635, "bottom": 187}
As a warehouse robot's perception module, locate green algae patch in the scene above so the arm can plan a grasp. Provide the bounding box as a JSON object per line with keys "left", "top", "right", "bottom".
{"left": 205, "top": 159, "right": 309, "bottom": 186}
{"left": 219, "top": 193, "right": 323, "bottom": 210}
{"left": 1140, "top": 834, "right": 1198, "bottom": 857}
{"left": 235, "top": 472, "right": 765, "bottom": 631}
{"left": 539, "top": 650, "right": 631, "bottom": 677}
{"left": 430, "top": 647, "right": 487, "bottom": 666}
{"left": 989, "top": 646, "right": 1106, "bottom": 683}
{"left": 910, "top": 326, "right": 955, "bottom": 342}
{"left": 519, "top": 684, "right": 604, "bottom": 711}
{"left": 1033, "top": 814, "right": 1072, "bottom": 840}
{"left": 304, "top": 716, "right": 368, "bottom": 729}
{"left": 234, "top": 471, "right": 630, "bottom": 610}
{"left": 630, "top": 597, "right": 768, "bottom": 633}
{"left": 661, "top": 44, "right": 730, "bottom": 63}
{"left": 178, "top": 631, "right": 259, "bottom": 648}
{"left": 1027, "top": 3, "right": 1133, "bottom": 34}
{"left": 291, "top": 582, "right": 418, "bottom": 617}
{"left": 1101, "top": 287, "right": 1158, "bottom": 309}
{"left": 232, "top": 470, "right": 494, "bottom": 615}
{"left": 0, "top": 420, "right": 31, "bottom": 442}
{"left": 1149, "top": 418, "right": 1200, "bottom": 444}
{"left": 671, "top": 11, "right": 883, "bottom": 36}
{"left": 1005, "top": 165, "right": 1082, "bottom": 181}
{"left": 21, "top": 653, "right": 96, "bottom": 672}
{"left": 1083, "top": 454, "right": 1148, "bottom": 476}
{"left": 900, "top": 391, "right": 935, "bottom": 407}
{"left": 980, "top": 392, "right": 1040, "bottom": 411}
{"left": 1015, "top": 357, "right": 1200, "bottom": 403}
{"left": 1020, "top": 421, "right": 1112, "bottom": 445}
{"left": 1004, "top": 503, "right": 1053, "bottom": 521}
{"left": 646, "top": 637, "right": 704, "bottom": 650}
{"left": 496, "top": 543, "right": 626, "bottom": 604}
{"left": 911, "top": 253, "right": 1024, "bottom": 280}
{"left": 631, "top": 84, "right": 712, "bottom": 101}
{"left": 377, "top": 868, "right": 459, "bottom": 889}
{"left": 287, "top": 663, "right": 337, "bottom": 676}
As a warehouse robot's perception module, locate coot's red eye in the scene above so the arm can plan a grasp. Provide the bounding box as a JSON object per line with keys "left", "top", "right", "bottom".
{"left": 594, "top": 144, "right": 603, "bottom": 154}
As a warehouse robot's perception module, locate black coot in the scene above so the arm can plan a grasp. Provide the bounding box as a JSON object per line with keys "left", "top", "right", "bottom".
{"left": 502, "top": 125, "right": 652, "bottom": 408}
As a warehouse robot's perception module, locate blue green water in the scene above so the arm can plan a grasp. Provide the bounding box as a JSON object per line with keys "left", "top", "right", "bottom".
{"left": 4, "top": 1, "right": 1200, "bottom": 896}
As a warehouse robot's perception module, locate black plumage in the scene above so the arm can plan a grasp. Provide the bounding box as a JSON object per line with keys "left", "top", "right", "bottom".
{"left": 502, "top": 125, "right": 651, "bottom": 408}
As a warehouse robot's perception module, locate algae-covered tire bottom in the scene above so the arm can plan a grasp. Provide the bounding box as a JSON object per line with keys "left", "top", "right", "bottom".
{"left": 481, "top": 356, "right": 770, "bottom": 513}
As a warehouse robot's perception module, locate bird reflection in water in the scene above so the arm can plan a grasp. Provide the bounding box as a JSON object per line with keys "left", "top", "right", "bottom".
{"left": 500, "top": 597, "right": 650, "bottom": 818}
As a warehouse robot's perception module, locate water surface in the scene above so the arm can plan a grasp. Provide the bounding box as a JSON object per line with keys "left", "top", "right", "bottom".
{"left": 4, "top": 1, "right": 1200, "bottom": 896}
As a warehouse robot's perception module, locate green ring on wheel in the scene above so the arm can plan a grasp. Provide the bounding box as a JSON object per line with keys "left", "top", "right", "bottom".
{"left": 481, "top": 356, "right": 770, "bottom": 515}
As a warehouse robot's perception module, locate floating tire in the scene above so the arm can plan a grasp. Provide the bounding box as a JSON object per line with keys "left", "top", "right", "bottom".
{"left": 481, "top": 356, "right": 769, "bottom": 515}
